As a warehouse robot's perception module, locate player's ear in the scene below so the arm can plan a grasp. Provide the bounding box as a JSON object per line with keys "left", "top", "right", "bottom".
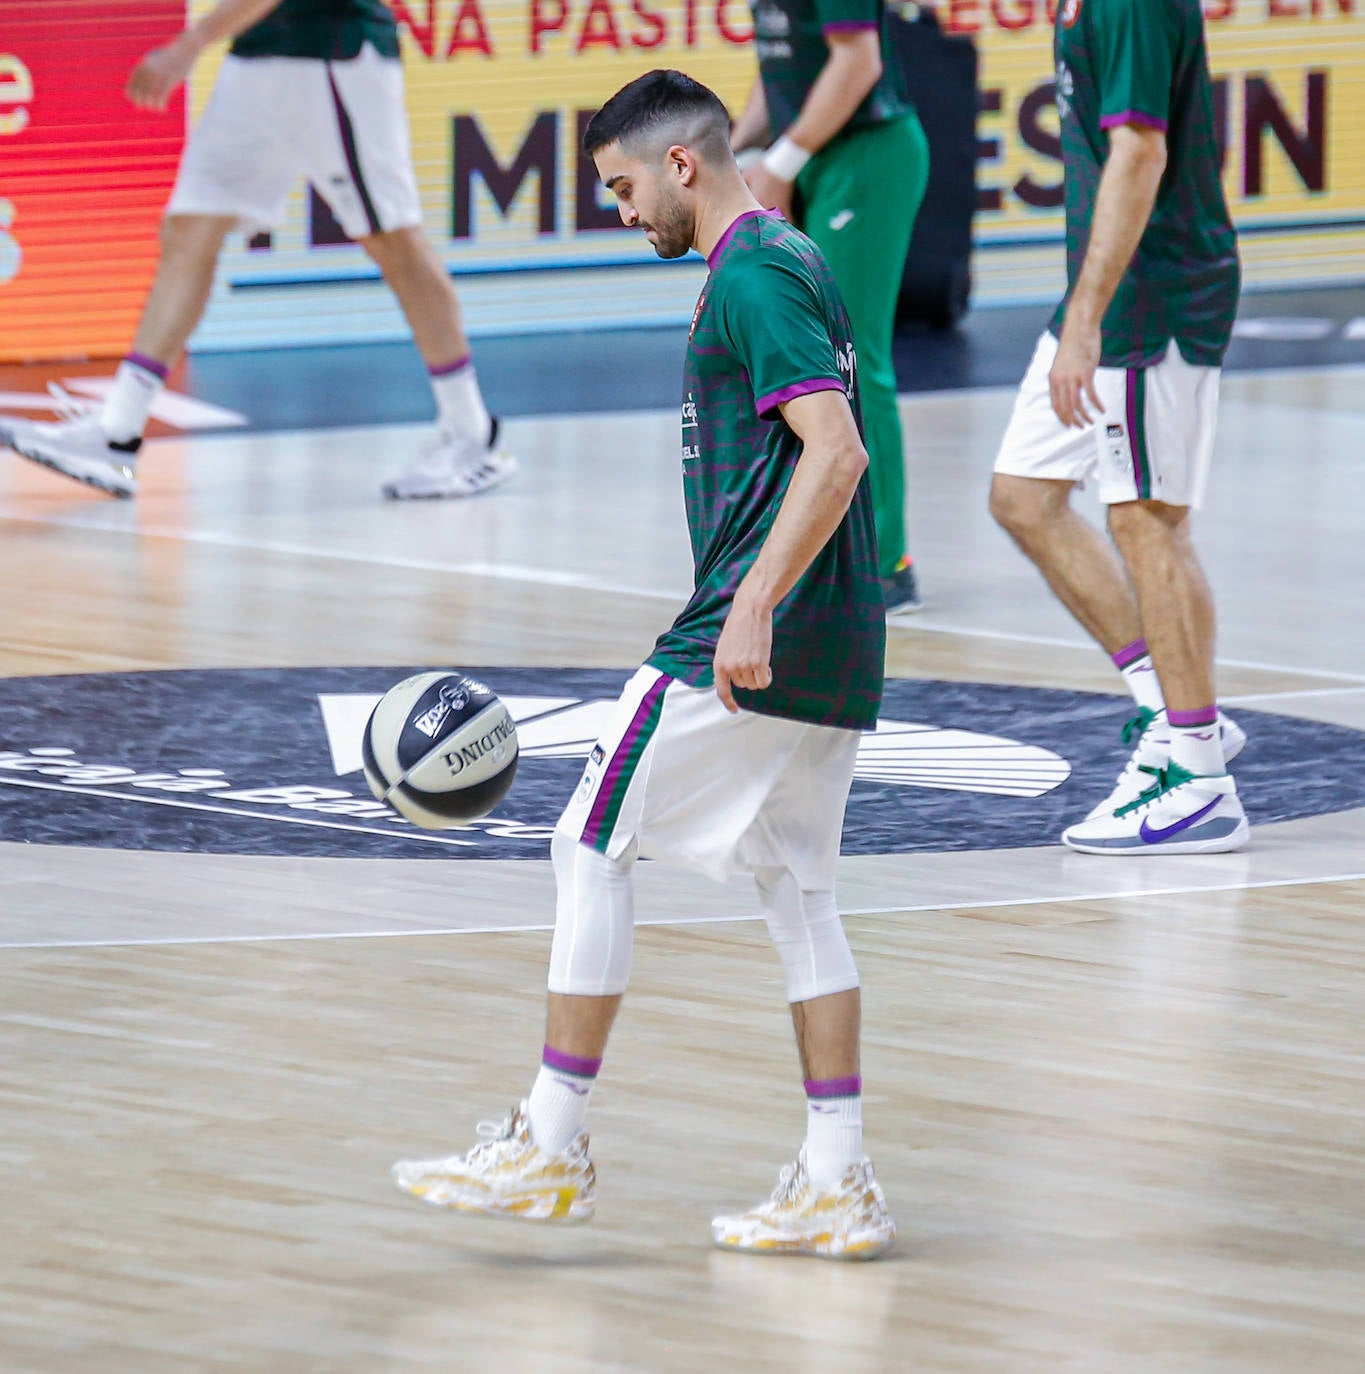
{"left": 667, "top": 144, "right": 698, "bottom": 187}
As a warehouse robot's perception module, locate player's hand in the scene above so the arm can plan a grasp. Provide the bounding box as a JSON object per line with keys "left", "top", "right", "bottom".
{"left": 743, "top": 163, "right": 795, "bottom": 221}
{"left": 1050, "top": 317, "right": 1104, "bottom": 429}
{"left": 126, "top": 38, "right": 198, "bottom": 112}
{"left": 713, "top": 594, "right": 774, "bottom": 714}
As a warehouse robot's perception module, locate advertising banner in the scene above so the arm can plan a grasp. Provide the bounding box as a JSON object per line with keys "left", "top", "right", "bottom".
{"left": 0, "top": 1, "right": 187, "bottom": 362}
{"left": 2, "top": 1, "right": 1361, "bottom": 359}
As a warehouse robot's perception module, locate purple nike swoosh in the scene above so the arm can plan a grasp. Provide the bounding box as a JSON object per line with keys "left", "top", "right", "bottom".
{"left": 1140, "top": 796, "right": 1221, "bottom": 843}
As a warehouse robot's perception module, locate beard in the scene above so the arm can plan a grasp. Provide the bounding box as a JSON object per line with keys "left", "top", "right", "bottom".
{"left": 641, "top": 188, "right": 693, "bottom": 260}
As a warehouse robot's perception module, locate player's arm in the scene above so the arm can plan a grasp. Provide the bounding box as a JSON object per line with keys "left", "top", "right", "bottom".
{"left": 127, "top": 0, "right": 287, "bottom": 111}
{"left": 731, "top": 78, "right": 770, "bottom": 154}
{"left": 745, "top": 28, "right": 883, "bottom": 216}
{"left": 1050, "top": 123, "right": 1168, "bottom": 428}
{"left": 714, "top": 389, "right": 868, "bottom": 712}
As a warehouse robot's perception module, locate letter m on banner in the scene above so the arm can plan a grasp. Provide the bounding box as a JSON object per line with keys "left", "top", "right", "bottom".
{"left": 452, "top": 112, "right": 558, "bottom": 238}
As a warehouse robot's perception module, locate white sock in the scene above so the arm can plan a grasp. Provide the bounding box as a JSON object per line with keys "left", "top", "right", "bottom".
{"left": 1112, "top": 638, "right": 1165, "bottom": 714}
{"left": 526, "top": 1051, "right": 598, "bottom": 1154}
{"left": 100, "top": 355, "right": 165, "bottom": 444}
{"left": 429, "top": 357, "right": 491, "bottom": 446}
{"left": 1168, "top": 711, "right": 1226, "bottom": 777}
{"left": 804, "top": 1080, "right": 863, "bottom": 1190}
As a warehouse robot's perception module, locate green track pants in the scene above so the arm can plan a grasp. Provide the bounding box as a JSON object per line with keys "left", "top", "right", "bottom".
{"left": 796, "top": 114, "right": 929, "bottom": 578}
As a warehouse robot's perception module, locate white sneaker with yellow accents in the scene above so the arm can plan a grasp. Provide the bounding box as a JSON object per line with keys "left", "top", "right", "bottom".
{"left": 711, "top": 1148, "right": 895, "bottom": 1260}
{"left": 392, "top": 1102, "right": 596, "bottom": 1224}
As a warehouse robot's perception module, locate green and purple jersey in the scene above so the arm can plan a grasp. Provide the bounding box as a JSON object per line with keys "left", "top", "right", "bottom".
{"left": 1050, "top": 0, "right": 1239, "bottom": 368}
{"left": 648, "top": 210, "right": 885, "bottom": 733}
{"left": 231, "top": 0, "right": 400, "bottom": 61}
{"left": 753, "top": 0, "right": 913, "bottom": 145}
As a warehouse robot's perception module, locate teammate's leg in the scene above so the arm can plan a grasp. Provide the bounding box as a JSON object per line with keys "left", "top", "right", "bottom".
{"left": 799, "top": 115, "right": 928, "bottom": 603}
{"left": 314, "top": 45, "right": 512, "bottom": 499}
{"left": 988, "top": 472, "right": 1144, "bottom": 653}
{"left": 0, "top": 212, "right": 234, "bottom": 498}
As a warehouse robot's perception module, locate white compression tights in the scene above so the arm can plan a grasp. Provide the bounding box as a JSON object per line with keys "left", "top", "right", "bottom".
{"left": 545, "top": 834, "right": 860, "bottom": 1005}
{"left": 753, "top": 866, "right": 860, "bottom": 1004}
{"left": 547, "top": 830, "right": 637, "bottom": 996}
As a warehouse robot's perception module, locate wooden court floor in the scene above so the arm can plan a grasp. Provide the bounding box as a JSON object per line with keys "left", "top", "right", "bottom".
{"left": 1, "top": 368, "right": 1363, "bottom": 1372}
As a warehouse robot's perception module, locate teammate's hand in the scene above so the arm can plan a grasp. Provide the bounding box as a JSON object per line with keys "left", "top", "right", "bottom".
{"left": 713, "top": 594, "right": 774, "bottom": 714}
{"left": 743, "top": 163, "right": 795, "bottom": 221}
{"left": 1050, "top": 317, "right": 1104, "bottom": 429}
{"left": 126, "top": 38, "right": 198, "bottom": 112}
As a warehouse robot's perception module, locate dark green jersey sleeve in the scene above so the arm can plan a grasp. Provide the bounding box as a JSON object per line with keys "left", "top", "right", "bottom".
{"left": 1091, "top": 0, "right": 1178, "bottom": 132}
{"left": 715, "top": 259, "right": 846, "bottom": 421}
{"left": 815, "top": 0, "right": 879, "bottom": 30}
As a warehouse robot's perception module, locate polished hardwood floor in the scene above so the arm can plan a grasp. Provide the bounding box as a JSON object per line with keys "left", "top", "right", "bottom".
{"left": 1, "top": 367, "right": 1363, "bottom": 1372}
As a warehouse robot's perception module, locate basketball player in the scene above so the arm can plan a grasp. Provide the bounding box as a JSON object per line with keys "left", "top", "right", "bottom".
{"left": 988, "top": 0, "right": 1247, "bottom": 855}
{"left": 0, "top": 0, "right": 512, "bottom": 502}
{"left": 393, "top": 70, "right": 896, "bottom": 1259}
{"left": 731, "top": 0, "right": 928, "bottom": 613}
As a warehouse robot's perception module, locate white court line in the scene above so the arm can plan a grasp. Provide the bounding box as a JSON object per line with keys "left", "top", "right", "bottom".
{"left": 1220, "top": 685, "right": 1365, "bottom": 705}
{"left": 5, "top": 506, "right": 1361, "bottom": 686}
{"left": 4, "top": 867, "right": 1363, "bottom": 951}
{"left": 0, "top": 775, "right": 479, "bottom": 848}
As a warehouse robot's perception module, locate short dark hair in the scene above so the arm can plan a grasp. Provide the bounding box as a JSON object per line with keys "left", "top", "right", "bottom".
{"left": 582, "top": 69, "right": 732, "bottom": 164}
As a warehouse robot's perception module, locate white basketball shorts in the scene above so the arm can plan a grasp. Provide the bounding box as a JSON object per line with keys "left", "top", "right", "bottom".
{"left": 557, "top": 666, "right": 861, "bottom": 888}
{"left": 993, "top": 331, "right": 1222, "bottom": 508}
{"left": 167, "top": 44, "right": 421, "bottom": 239}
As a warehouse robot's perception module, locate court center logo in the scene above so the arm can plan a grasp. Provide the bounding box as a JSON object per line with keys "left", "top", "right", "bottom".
{"left": 0, "top": 666, "right": 1360, "bottom": 859}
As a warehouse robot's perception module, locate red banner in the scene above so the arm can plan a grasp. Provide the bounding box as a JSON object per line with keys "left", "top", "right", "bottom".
{"left": 0, "top": 2, "right": 187, "bottom": 362}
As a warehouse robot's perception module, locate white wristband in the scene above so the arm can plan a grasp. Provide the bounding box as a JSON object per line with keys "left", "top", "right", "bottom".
{"left": 762, "top": 134, "right": 812, "bottom": 183}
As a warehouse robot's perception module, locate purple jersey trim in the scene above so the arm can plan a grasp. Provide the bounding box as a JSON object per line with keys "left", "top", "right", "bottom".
{"left": 706, "top": 207, "right": 781, "bottom": 271}
{"left": 1100, "top": 109, "right": 1169, "bottom": 133}
{"left": 756, "top": 376, "right": 844, "bottom": 420}
{"left": 822, "top": 20, "right": 877, "bottom": 31}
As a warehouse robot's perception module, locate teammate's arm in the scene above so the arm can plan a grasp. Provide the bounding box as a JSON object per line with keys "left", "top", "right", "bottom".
{"left": 1049, "top": 123, "right": 1167, "bottom": 428}
{"left": 713, "top": 389, "right": 868, "bottom": 712}
{"left": 126, "top": 0, "right": 287, "bottom": 111}
{"left": 744, "top": 29, "right": 883, "bottom": 218}
{"left": 731, "top": 79, "right": 770, "bottom": 154}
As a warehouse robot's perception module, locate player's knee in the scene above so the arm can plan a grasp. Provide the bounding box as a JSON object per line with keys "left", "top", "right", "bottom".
{"left": 547, "top": 830, "right": 635, "bottom": 996}
{"left": 754, "top": 867, "right": 859, "bottom": 1004}
{"left": 1108, "top": 498, "right": 1192, "bottom": 551}
{"left": 159, "top": 214, "right": 224, "bottom": 265}
{"left": 989, "top": 473, "right": 1064, "bottom": 538}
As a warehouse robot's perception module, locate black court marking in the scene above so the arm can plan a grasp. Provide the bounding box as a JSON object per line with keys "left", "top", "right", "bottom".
{"left": 0, "top": 667, "right": 1361, "bottom": 860}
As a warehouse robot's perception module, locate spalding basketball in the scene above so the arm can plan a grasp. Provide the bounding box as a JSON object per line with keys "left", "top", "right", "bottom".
{"left": 362, "top": 671, "right": 518, "bottom": 828}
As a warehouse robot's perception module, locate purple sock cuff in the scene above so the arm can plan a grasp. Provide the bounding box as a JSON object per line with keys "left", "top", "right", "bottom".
{"left": 125, "top": 351, "right": 169, "bottom": 381}
{"left": 428, "top": 354, "right": 472, "bottom": 378}
{"left": 805, "top": 1075, "right": 862, "bottom": 1100}
{"left": 543, "top": 1045, "right": 601, "bottom": 1079}
{"left": 1168, "top": 705, "right": 1218, "bottom": 728}
{"left": 1111, "top": 638, "right": 1149, "bottom": 670}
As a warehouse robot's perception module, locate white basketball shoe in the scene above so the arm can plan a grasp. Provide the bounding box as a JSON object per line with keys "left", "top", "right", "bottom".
{"left": 1063, "top": 762, "right": 1249, "bottom": 855}
{"left": 1085, "top": 706, "right": 1248, "bottom": 820}
{"left": 382, "top": 418, "right": 517, "bottom": 500}
{"left": 0, "top": 389, "right": 139, "bottom": 498}
{"left": 711, "top": 1148, "right": 896, "bottom": 1260}
{"left": 392, "top": 1102, "right": 596, "bottom": 1223}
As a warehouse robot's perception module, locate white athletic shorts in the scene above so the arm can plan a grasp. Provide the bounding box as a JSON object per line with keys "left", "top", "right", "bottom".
{"left": 993, "top": 331, "right": 1221, "bottom": 508}
{"left": 167, "top": 44, "right": 421, "bottom": 239}
{"left": 557, "top": 666, "right": 861, "bottom": 888}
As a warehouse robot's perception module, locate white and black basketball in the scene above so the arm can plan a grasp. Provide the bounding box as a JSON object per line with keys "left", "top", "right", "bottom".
{"left": 362, "top": 671, "right": 518, "bottom": 828}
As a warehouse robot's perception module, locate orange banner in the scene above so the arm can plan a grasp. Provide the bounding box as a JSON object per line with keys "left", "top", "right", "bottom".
{"left": 0, "top": 2, "right": 187, "bottom": 362}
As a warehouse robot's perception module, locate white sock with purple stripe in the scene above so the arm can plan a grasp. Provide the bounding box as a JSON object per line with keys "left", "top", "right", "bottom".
{"left": 1111, "top": 637, "right": 1165, "bottom": 714}
{"left": 100, "top": 351, "right": 167, "bottom": 445}
{"left": 428, "top": 354, "right": 492, "bottom": 446}
{"left": 526, "top": 1045, "right": 600, "bottom": 1154}
{"left": 804, "top": 1075, "right": 863, "bottom": 1189}
{"left": 1168, "top": 705, "right": 1225, "bottom": 776}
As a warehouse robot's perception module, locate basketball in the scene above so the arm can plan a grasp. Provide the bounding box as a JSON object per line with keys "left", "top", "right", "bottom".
{"left": 362, "top": 671, "right": 518, "bottom": 828}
